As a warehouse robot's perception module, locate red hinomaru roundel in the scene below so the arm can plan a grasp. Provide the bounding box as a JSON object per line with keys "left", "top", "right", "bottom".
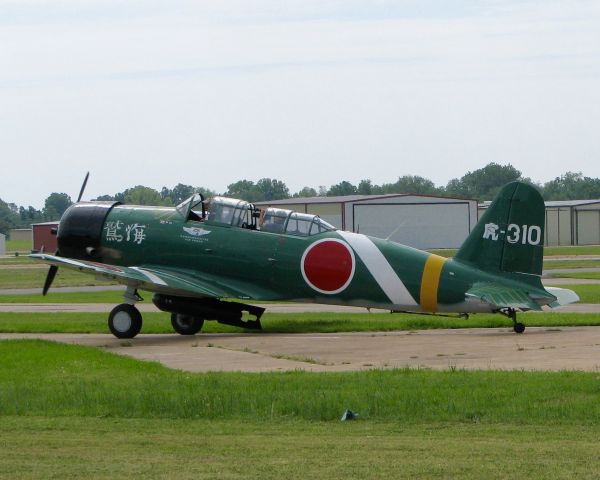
{"left": 300, "top": 238, "right": 356, "bottom": 294}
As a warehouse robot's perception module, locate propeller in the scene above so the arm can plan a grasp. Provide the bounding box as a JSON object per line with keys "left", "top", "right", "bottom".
{"left": 77, "top": 171, "right": 89, "bottom": 203}
{"left": 42, "top": 265, "right": 58, "bottom": 296}
{"left": 42, "top": 172, "right": 90, "bottom": 296}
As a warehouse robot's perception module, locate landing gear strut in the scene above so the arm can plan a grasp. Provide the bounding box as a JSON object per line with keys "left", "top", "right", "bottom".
{"left": 500, "top": 308, "right": 525, "bottom": 334}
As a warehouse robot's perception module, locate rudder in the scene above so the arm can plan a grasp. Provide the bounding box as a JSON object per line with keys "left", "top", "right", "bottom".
{"left": 455, "top": 182, "right": 545, "bottom": 281}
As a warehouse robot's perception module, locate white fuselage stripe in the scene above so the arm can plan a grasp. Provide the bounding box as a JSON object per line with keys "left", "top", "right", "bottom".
{"left": 130, "top": 267, "right": 167, "bottom": 286}
{"left": 338, "top": 231, "right": 417, "bottom": 306}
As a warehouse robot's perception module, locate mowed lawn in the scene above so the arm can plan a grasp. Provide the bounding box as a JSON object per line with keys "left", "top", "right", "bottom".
{"left": 549, "top": 271, "right": 600, "bottom": 280}
{"left": 0, "top": 267, "right": 115, "bottom": 289}
{"left": 2, "top": 340, "right": 600, "bottom": 479}
{"left": 4, "top": 239, "right": 32, "bottom": 253}
{"left": 2, "top": 245, "right": 600, "bottom": 477}
{"left": 2, "top": 417, "right": 600, "bottom": 479}
{"left": 429, "top": 245, "right": 600, "bottom": 258}
{"left": 3, "top": 310, "right": 600, "bottom": 334}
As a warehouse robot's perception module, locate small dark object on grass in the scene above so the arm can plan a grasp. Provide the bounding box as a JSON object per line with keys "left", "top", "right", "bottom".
{"left": 341, "top": 409, "right": 358, "bottom": 421}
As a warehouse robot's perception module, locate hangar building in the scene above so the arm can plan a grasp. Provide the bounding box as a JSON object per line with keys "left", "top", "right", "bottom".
{"left": 478, "top": 199, "right": 600, "bottom": 246}
{"left": 8, "top": 228, "right": 32, "bottom": 242}
{"left": 256, "top": 194, "right": 478, "bottom": 250}
{"left": 32, "top": 221, "right": 59, "bottom": 252}
{"left": 543, "top": 200, "right": 600, "bottom": 246}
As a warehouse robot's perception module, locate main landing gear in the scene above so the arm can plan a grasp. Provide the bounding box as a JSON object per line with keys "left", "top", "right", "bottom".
{"left": 108, "top": 303, "right": 142, "bottom": 339}
{"left": 499, "top": 308, "right": 525, "bottom": 334}
{"left": 105, "top": 287, "right": 265, "bottom": 339}
{"left": 108, "top": 286, "right": 143, "bottom": 339}
{"left": 171, "top": 313, "right": 204, "bottom": 335}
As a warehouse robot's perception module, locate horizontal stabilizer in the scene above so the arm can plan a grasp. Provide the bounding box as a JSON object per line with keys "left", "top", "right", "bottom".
{"left": 466, "top": 283, "right": 547, "bottom": 311}
{"left": 544, "top": 287, "right": 580, "bottom": 308}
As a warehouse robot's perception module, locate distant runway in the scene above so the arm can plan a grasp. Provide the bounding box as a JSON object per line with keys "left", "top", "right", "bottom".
{"left": 2, "top": 326, "right": 600, "bottom": 372}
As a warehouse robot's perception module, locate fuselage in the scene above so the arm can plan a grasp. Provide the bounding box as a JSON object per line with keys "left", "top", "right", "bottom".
{"left": 66, "top": 202, "right": 546, "bottom": 314}
{"left": 36, "top": 181, "right": 575, "bottom": 339}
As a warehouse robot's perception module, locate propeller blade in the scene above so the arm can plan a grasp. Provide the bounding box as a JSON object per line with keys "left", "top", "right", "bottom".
{"left": 76, "top": 171, "right": 90, "bottom": 202}
{"left": 42, "top": 265, "right": 58, "bottom": 296}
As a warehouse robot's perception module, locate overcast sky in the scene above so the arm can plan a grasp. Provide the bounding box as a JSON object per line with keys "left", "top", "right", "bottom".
{"left": 2, "top": 0, "right": 599, "bottom": 208}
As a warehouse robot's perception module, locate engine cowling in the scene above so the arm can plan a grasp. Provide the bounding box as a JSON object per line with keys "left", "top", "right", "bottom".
{"left": 57, "top": 201, "right": 120, "bottom": 260}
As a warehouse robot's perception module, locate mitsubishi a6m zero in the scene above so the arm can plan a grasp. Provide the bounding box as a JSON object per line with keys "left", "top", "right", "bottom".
{"left": 32, "top": 181, "right": 578, "bottom": 338}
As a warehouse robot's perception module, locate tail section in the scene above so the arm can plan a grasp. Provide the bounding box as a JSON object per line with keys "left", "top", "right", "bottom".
{"left": 455, "top": 182, "right": 545, "bottom": 284}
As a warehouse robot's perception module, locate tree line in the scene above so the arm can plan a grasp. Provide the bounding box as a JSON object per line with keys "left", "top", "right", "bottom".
{"left": 2, "top": 163, "right": 600, "bottom": 235}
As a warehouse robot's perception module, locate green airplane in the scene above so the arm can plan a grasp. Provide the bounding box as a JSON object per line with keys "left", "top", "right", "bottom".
{"left": 32, "top": 180, "right": 578, "bottom": 338}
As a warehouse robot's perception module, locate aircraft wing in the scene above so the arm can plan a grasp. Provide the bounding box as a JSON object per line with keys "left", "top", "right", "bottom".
{"left": 30, "top": 253, "right": 282, "bottom": 300}
{"left": 465, "top": 283, "right": 549, "bottom": 311}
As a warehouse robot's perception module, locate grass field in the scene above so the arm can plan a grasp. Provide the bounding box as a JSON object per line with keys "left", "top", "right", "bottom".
{"left": 0, "top": 267, "right": 115, "bottom": 289}
{"left": 2, "top": 339, "right": 600, "bottom": 423}
{"left": 0, "top": 255, "right": 35, "bottom": 265}
{"left": 543, "top": 245, "right": 600, "bottom": 256}
{"left": 5, "top": 239, "right": 32, "bottom": 253}
{"left": 552, "top": 283, "right": 600, "bottom": 303}
{"left": 549, "top": 272, "right": 600, "bottom": 280}
{"left": 429, "top": 245, "right": 600, "bottom": 258}
{"left": 1, "top": 310, "right": 600, "bottom": 334}
{"left": 0, "top": 290, "right": 129, "bottom": 303}
{"left": 0, "top": 281, "right": 596, "bottom": 306}
{"left": 542, "top": 259, "right": 600, "bottom": 269}
{"left": 2, "top": 417, "right": 599, "bottom": 479}
{"left": 2, "top": 242, "right": 599, "bottom": 477}
{"left": 2, "top": 340, "right": 600, "bottom": 478}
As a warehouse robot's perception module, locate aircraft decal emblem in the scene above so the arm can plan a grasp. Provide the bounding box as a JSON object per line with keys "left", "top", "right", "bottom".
{"left": 301, "top": 239, "right": 355, "bottom": 294}
{"left": 104, "top": 220, "right": 124, "bottom": 242}
{"left": 182, "top": 227, "right": 211, "bottom": 237}
{"left": 125, "top": 223, "right": 147, "bottom": 244}
{"left": 104, "top": 221, "right": 147, "bottom": 245}
{"left": 482, "top": 223, "right": 500, "bottom": 241}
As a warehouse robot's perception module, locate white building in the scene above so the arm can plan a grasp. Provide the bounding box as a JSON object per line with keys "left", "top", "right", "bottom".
{"left": 256, "top": 194, "right": 478, "bottom": 249}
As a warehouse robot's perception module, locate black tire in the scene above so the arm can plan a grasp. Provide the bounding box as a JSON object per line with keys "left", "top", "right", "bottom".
{"left": 513, "top": 322, "right": 526, "bottom": 334}
{"left": 108, "top": 304, "right": 143, "bottom": 339}
{"left": 171, "top": 313, "right": 204, "bottom": 335}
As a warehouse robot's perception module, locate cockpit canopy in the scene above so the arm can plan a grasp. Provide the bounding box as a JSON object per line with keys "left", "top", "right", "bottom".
{"left": 175, "top": 193, "right": 205, "bottom": 221}
{"left": 176, "top": 194, "right": 335, "bottom": 236}
{"left": 207, "top": 197, "right": 252, "bottom": 227}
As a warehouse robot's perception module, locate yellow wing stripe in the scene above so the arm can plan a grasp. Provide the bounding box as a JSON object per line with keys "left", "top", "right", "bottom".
{"left": 420, "top": 254, "right": 447, "bottom": 312}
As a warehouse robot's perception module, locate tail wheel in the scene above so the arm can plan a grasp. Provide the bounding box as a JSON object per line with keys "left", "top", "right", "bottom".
{"left": 171, "top": 313, "right": 204, "bottom": 335}
{"left": 508, "top": 308, "right": 525, "bottom": 333}
{"left": 513, "top": 322, "right": 526, "bottom": 334}
{"left": 108, "top": 304, "right": 143, "bottom": 339}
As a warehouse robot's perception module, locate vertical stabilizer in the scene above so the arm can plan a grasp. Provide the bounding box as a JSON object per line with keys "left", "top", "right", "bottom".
{"left": 455, "top": 182, "right": 545, "bottom": 281}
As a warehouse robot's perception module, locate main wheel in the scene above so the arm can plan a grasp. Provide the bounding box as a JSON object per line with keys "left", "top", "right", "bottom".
{"left": 513, "top": 322, "right": 526, "bottom": 334}
{"left": 108, "top": 304, "right": 143, "bottom": 339}
{"left": 171, "top": 313, "right": 204, "bottom": 335}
